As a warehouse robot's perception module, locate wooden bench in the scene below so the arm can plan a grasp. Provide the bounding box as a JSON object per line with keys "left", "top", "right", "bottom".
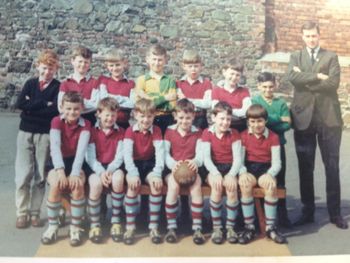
{"left": 62, "top": 185, "right": 286, "bottom": 236}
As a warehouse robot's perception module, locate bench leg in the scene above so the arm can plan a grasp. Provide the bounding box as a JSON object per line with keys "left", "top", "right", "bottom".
{"left": 254, "top": 197, "right": 266, "bottom": 237}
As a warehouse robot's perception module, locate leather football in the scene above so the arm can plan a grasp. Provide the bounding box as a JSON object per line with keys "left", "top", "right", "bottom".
{"left": 173, "top": 161, "right": 197, "bottom": 186}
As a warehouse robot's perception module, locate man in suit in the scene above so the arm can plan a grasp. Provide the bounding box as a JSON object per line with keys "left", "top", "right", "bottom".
{"left": 287, "top": 21, "right": 348, "bottom": 229}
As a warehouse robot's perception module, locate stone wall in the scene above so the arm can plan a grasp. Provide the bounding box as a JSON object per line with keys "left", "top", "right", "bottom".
{"left": 266, "top": 0, "right": 350, "bottom": 55}
{"left": 0, "top": 0, "right": 265, "bottom": 109}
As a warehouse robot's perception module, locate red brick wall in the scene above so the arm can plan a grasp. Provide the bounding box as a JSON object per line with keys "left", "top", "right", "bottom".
{"left": 268, "top": 0, "right": 350, "bottom": 56}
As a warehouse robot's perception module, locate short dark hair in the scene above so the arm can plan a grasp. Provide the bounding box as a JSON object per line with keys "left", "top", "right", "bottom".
{"left": 301, "top": 21, "right": 320, "bottom": 34}
{"left": 257, "top": 72, "right": 276, "bottom": 83}
{"left": 134, "top": 98, "right": 156, "bottom": 115}
{"left": 223, "top": 58, "right": 244, "bottom": 73}
{"left": 246, "top": 104, "right": 268, "bottom": 120}
{"left": 175, "top": 98, "right": 195, "bottom": 114}
{"left": 71, "top": 46, "right": 93, "bottom": 60}
{"left": 147, "top": 44, "right": 167, "bottom": 57}
{"left": 97, "top": 97, "right": 119, "bottom": 113}
{"left": 62, "top": 91, "right": 84, "bottom": 105}
{"left": 212, "top": 101, "right": 232, "bottom": 116}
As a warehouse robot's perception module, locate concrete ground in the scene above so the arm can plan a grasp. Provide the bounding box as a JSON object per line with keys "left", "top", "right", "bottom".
{"left": 1, "top": 112, "right": 350, "bottom": 260}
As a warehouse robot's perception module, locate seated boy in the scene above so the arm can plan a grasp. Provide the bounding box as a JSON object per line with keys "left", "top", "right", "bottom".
{"left": 202, "top": 101, "right": 242, "bottom": 245}
{"left": 238, "top": 104, "right": 287, "bottom": 244}
{"left": 58, "top": 46, "right": 99, "bottom": 124}
{"left": 123, "top": 99, "right": 164, "bottom": 245}
{"left": 176, "top": 50, "right": 212, "bottom": 129}
{"left": 135, "top": 44, "right": 177, "bottom": 134}
{"left": 212, "top": 59, "right": 252, "bottom": 132}
{"left": 41, "top": 91, "right": 91, "bottom": 247}
{"left": 99, "top": 48, "right": 135, "bottom": 129}
{"left": 15, "top": 49, "right": 60, "bottom": 228}
{"left": 252, "top": 72, "right": 292, "bottom": 227}
{"left": 86, "top": 97, "right": 125, "bottom": 243}
{"left": 164, "top": 98, "right": 204, "bottom": 245}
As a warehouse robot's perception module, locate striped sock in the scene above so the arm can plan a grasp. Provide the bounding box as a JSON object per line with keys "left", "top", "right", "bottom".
{"left": 71, "top": 198, "right": 86, "bottom": 227}
{"left": 226, "top": 200, "right": 239, "bottom": 229}
{"left": 241, "top": 197, "right": 255, "bottom": 225}
{"left": 149, "top": 194, "right": 162, "bottom": 230}
{"left": 210, "top": 199, "right": 222, "bottom": 229}
{"left": 111, "top": 191, "right": 124, "bottom": 224}
{"left": 88, "top": 198, "right": 101, "bottom": 228}
{"left": 47, "top": 200, "right": 61, "bottom": 226}
{"left": 165, "top": 201, "right": 178, "bottom": 230}
{"left": 124, "top": 195, "right": 139, "bottom": 230}
{"left": 191, "top": 202, "right": 203, "bottom": 231}
{"left": 264, "top": 197, "right": 278, "bottom": 228}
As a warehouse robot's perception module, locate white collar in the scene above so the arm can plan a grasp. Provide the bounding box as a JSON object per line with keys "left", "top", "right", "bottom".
{"left": 59, "top": 115, "right": 86, "bottom": 127}
{"left": 168, "top": 124, "right": 199, "bottom": 133}
{"left": 95, "top": 120, "right": 119, "bottom": 130}
{"left": 132, "top": 123, "right": 154, "bottom": 133}
{"left": 248, "top": 127, "right": 269, "bottom": 138}
{"left": 180, "top": 75, "right": 204, "bottom": 84}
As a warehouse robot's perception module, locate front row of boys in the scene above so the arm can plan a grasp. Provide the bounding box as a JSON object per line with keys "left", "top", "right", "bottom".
{"left": 41, "top": 89, "right": 286, "bottom": 246}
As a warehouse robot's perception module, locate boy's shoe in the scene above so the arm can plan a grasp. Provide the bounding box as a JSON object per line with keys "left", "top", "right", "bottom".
{"left": 165, "top": 229, "right": 177, "bottom": 243}
{"left": 266, "top": 225, "right": 287, "bottom": 244}
{"left": 31, "top": 215, "right": 42, "bottom": 227}
{"left": 192, "top": 229, "right": 205, "bottom": 245}
{"left": 110, "top": 223, "right": 123, "bottom": 242}
{"left": 16, "top": 215, "right": 29, "bottom": 229}
{"left": 211, "top": 228, "right": 224, "bottom": 244}
{"left": 69, "top": 225, "right": 84, "bottom": 247}
{"left": 238, "top": 224, "right": 255, "bottom": 245}
{"left": 41, "top": 225, "right": 59, "bottom": 245}
{"left": 58, "top": 208, "right": 66, "bottom": 227}
{"left": 89, "top": 226, "right": 103, "bottom": 244}
{"left": 226, "top": 227, "right": 239, "bottom": 244}
{"left": 123, "top": 229, "right": 136, "bottom": 245}
{"left": 150, "top": 228, "right": 162, "bottom": 244}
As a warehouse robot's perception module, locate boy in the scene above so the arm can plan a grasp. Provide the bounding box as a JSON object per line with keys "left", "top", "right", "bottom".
{"left": 86, "top": 97, "right": 125, "bottom": 243}
{"left": 252, "top": 72, "right": 292, "bottom": 227}
{"left": 238, "top": 104, "right": 286, "bottom": 244}
{"left": 123, "top": 99, "right": 164, "bottom": 245}
{"left": 212, "top": 59, "right": 252, "bottom": 132}
{"left": 99, "top": 48, "right": 135, "bottom": 129}
{"left": 202, "top": 101, "right": 242, "bottom": 244}
{"left": 176, "top": 50, "right": 212, "bottom": 129}
{"left": 41, "top": 91, "right": 91, "bottom": 247}
{"left": 15, "top": 49, "right": 60, "bottom": 228}
{"left": 164, "top": 99, "right": 204, "bottom": 245}
{"left": 58, "top": 46, "right": 99, "bottom": 124}
{"left": 135, "top": 44, "right": 177, "bottom": 134}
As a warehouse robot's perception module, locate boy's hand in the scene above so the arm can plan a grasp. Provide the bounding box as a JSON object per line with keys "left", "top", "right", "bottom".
{"left": 317, "top": 73, "right": 329, "bottom": 80}
{"left": 101, "top": 171, "right": 112, "bottom": 188}
{"left": 258, "top": 173, "right": 276, "bottom": 192}
{"left": 172, "top": 161, "right": 183, "bottom": 174}
{"left": 25, "top": 95, "right": 30, "bottom": 100}
{"left": 57, "top": 169, "right": 68, "bottom": 190}
{"left": 223, "top": 175, "right": 237, "bottom": 193}
{"left": 239, "top": 173, "right": 256, "bottom": 189}
{"left": 69, "top": 176, "right": 83, "bottom": 191}
{"left": 185, "top": 159, "right": 198, "bottom": 172}
{"left": 128, "top": 176, "right": 141, "bottom": 191}
{"left": 293, "top": 66, "right": 301, "bottom": 72}
{"left": 151, "top": 176, "right": 163, "bottom": 192}
{"left": 177, "top": 90, "right": 185, "bottom": 99}
{"left": 164, "top": 93, "right": 177, "bottom": 101}
{"left": 47, "top": 101, "right": 53, "bottom": 106}
{"left": 211, "top": 174, "right": 223, "bottom": 192}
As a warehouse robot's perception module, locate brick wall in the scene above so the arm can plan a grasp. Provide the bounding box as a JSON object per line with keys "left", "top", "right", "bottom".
{"left": 267, "top": 0, "right": 350, "bottom": 56}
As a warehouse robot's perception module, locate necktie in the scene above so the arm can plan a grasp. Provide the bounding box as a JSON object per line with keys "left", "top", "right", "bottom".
{"left": 311, "top": 49, "right": 316, "bottom": 65}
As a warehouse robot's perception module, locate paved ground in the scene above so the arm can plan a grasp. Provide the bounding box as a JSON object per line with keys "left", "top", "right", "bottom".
{"left": 1, "top": 112, "right": 350, "bottom": 260}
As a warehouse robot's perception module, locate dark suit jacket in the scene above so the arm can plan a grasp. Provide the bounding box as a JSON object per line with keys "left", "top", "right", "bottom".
{"left": 287, "top": 47, "right": 343, "bottom": 131}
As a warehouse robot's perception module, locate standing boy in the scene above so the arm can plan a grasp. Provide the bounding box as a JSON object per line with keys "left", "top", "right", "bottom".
{"left": 238, "top": 104, "right": 286, "bottom": 244}
{"left": 287, "top": 21, "right": 348, "bottom": 229}
{"left": 135, "top": 44, "right": 177, "bottom": 134}
{"left": 202, "top": 101, "right": 242, "bottom": 244}
{"left": 164, "top": 99, "right": 205, "bottom": 245}
{"left": 252, "top": 72, "right": 292, "bottom": 227}
{"left": 41, "top": 91, "right": 91, "bottom": 247}
{"left": 176, "top": 50, "right": 212, "bottom": 129}
{"left": 99, "top": 48, "right": 135, "bottom": 129}
{"left": 123, "top": 99, "right": 164, "bottom": 245}
{"left": 212, "top": 59, "right": 251, "bottom": 132}
{"left": 15, "top": 49, "right": 60, "bottom": 228}
{"left": 86, "top": 97, "right": 125, "bottom": 243}
{"left": 58, "top": 46, "right": 99, "bottom": 124}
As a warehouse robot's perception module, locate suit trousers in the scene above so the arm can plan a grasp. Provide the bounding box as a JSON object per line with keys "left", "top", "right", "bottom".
{"left": 15, "top": 131, "right": 50, "bottom": 217}
{"left": 294, "top": 121, "right": 342, "bottom": 218}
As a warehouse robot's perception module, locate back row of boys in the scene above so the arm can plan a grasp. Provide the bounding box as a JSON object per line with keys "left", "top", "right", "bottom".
{"left": 15, "top": 44, "right": 291, "bottom": 247}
